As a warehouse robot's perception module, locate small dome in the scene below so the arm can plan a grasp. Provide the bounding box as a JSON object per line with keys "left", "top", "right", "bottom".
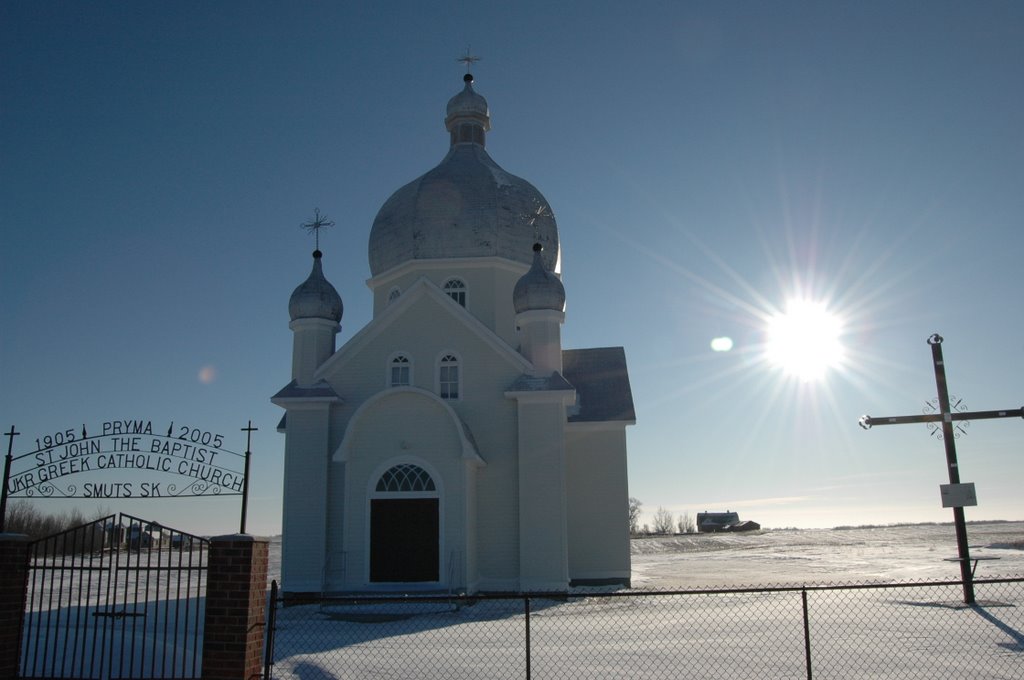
{"left": 289, "top": 251, "right": 343, "bottom": 322}
{"left": 513, "top": 244, "right": 565, "bottom": 314}
{"left": 445, "top": 73, "right": 490, "bottom": 133}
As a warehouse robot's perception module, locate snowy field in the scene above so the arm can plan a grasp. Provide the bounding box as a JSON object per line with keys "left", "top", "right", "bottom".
{"left": 265, "top": 522, "right": 1024, "bottom": 679}
{"left": 265, "top": 522, "right": 1024, "bottom": 589}
{"left": 627, "top": 521, "right": 1024, "bottom": 588}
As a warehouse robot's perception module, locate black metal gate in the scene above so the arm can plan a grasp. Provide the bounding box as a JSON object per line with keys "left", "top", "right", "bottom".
{"left": 21, "top": 513, "right": 208, "bottom": 679}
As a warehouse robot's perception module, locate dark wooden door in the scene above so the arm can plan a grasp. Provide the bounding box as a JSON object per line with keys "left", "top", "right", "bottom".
{"left": 370, "top": 498, "right": 439, "bottom": 582}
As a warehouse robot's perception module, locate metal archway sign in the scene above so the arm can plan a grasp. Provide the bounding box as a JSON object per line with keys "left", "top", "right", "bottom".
{"left": 1, "top": 418, "right": 257, "bottom": 533}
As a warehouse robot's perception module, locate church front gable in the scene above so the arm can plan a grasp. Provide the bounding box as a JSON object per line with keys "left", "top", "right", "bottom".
{"left": 315, "top": 277, "right": 531, "bottom": 394}
{"left": 368, "top": 257, "right": 529, "bottom": 346}
{"left": 320, "top": 281, "right": 529, "bottom": 459}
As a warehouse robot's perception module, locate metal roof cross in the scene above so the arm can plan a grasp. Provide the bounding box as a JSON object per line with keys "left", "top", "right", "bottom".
{"left": 457, "top": 49, "right": 480, "bottom": 73}
{"left": 300, "top": 208, "right": 335, "bottom": 252}
{"left": 859, "top": 333, "right": 1023, "bottom": 603}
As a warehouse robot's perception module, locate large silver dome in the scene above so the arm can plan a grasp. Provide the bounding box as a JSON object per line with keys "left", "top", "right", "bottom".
{"left": 368, "top": 76, "right": 559, "bottom": 277}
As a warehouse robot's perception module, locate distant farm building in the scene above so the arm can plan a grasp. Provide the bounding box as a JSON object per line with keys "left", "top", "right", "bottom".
{"left": 697, "top": 512, "right": 760, "bottom": 533}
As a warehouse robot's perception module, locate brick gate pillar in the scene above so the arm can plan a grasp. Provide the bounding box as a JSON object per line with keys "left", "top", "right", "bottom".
{"left": 202, "top": 534, "right": 269, "bottom": 680}
{"left": 0, "top": 534, "right": 30, "bottom": 679}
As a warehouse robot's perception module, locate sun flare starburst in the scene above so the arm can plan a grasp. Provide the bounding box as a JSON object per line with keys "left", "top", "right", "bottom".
{"left": 764, "top": 299, "right": 845, "bottom": 382}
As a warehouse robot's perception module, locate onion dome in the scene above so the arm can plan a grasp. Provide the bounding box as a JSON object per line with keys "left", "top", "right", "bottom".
{"left": 288, "top": 250, "right": 343, "bottom": 322}
{"left": 368, "top": 75, "right": 559, "bottom": 277}
{"left": 513, "top": 243, "right": 565, "bottom": 314}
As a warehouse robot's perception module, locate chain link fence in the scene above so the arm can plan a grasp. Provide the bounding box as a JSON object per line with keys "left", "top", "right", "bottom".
{"left": 265, "top": 577, "right": 1023, "bottom": 679}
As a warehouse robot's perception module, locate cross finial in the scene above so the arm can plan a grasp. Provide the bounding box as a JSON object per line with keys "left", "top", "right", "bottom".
{"left": 457, "top": 48, "right": 480, "bottom": 73}
{"left": 300, "top": 208, "right": 335, "bottom": 252}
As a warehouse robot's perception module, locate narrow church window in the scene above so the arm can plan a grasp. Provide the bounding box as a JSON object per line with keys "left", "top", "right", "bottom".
{"left": 390, "top": 354, "right": 411, "bottom": 387}
{"left": 439, "top": 354, "right": 459, "bottom": 399}
{"left": 443, "top": 278, "right": 466, "bottom": 307}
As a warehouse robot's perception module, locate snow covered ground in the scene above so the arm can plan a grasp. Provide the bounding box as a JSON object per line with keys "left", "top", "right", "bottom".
{"left": 266, "top": 522, "right": 1024, "bottom": 679}
{"left": 627, "top": 521, "right": 1024, "bottom": 588}
{"left": 264, "top": 522, "right": 1024, "bottom": 589}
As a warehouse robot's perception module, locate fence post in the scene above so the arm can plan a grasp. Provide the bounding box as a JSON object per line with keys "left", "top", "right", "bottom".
{"left": 524, "top": 596, "right": 531, "bottom": 680}
{"left": 0, "top": 533, "right": 30, "bottom": 678}
{"left": 264, "top": 579, "right": 279, "bottom": 680}
{"left": 802, "top": 588, "right": 813, "bottom": 680}
{"left": 202, "top": 534, "right": 269, "bottom": 680}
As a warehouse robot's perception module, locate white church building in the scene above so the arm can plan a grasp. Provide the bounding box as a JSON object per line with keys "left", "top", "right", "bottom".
{"left": 273, "top": 73, "right": 635, "bottom": 594}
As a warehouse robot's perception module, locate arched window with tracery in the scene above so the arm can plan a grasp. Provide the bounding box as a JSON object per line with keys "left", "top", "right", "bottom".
{"left": 370, "top": 463, "right": 439, "bottom": 583}
{"left": 375, "top": 463, "right": 436, "bottom": 493}
{"left": 389, "top": 353, "right": 411, "bottom": 387}
{"left": 443, "top": 278, "right": 466, "bottom": 307}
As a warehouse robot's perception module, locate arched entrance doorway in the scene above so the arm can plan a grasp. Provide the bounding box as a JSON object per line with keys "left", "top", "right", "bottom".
{"left": 369, "top": 463, "right": 439, "bottom": 582}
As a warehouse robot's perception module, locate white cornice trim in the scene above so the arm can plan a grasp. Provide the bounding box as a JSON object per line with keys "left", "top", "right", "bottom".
{"left": 367, "top": 256, "right": 529, "bottom": 289}
{"left": 269, "top": 398, "right": 337, "bottom": 409}
{"left": 566, "top": 420, "right": 635, "bottom": 431}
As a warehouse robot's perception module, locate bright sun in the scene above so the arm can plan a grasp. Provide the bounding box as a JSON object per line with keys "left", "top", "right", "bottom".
{"left": 764, "top": 299, "right": 845, "bottom": 381}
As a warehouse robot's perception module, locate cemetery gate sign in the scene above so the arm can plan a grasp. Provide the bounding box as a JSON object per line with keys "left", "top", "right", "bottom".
{"left": 1, "top": 418, "right": 257, "bottom": 533}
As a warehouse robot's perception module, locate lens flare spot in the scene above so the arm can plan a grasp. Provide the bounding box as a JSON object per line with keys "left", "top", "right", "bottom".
{"left": 710, "top": 337, "right": 734, "bottom": 352}
{"left": 198, "top": 365, "right": 217, "bottom": 384}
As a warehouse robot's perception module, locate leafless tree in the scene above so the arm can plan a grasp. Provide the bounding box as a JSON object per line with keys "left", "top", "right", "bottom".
{"left": 677, "top": 511, "right": 697, "bottom": 534}
{"left": 653, "top": 506, "right": 675, "bottom": 534}
{"left": 4, "top": 501, "right": 110, "bottom": 542}
{"left": 628, "top": 497, "right": 643, "bottom": 535}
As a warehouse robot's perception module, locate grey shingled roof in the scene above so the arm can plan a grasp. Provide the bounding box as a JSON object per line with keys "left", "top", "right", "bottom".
{"left": 561, "top": 347, "right": 635, "bottom": 423}
{"left": 271, "top": 379, "right": 340, "bottom": 401}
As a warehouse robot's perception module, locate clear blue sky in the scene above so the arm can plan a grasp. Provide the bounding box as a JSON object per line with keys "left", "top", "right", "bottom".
{"left": 2, "top": 1, "right": 1021, "bottom": 535}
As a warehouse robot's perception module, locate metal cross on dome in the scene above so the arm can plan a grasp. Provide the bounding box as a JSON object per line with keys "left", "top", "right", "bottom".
{"left": 300, "top": 208, "right": 335, "bottom": 252}
{"left": 859, "top": 333, "right": 1023, "bottom": 604}
{"left": 457, "top": 49, "right": 480, "bottom": 73}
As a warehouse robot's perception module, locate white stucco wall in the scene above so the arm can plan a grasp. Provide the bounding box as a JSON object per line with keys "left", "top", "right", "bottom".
{"left": 280, "top": 404, "right": 333, "bottom": 593}
{"left": 565, "top": 425, "right": 631, "bottom": 583}
{"left": 515, "top": 396, "right": 572, "bottom": 591}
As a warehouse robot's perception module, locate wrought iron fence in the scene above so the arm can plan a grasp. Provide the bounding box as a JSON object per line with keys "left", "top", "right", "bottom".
{"left": 265, "top": 577, "right": 1023, "bottom": 679}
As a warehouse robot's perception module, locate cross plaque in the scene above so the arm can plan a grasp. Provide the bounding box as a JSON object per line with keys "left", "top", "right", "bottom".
{"left": 859, "top": 333, "right": 1023, "bottom": 603}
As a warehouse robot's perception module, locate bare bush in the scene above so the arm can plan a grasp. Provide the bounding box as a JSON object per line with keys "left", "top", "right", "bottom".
{"left": 678, "top": 512, "right": 697, "bottom": 534}
{"left": 652, "top": 506, "right": 675, "bottom": 534}
{"left": 4, "top": 501, "right": 110, "bottom": 542}
{"left": 628, "top": 497, "right": 643, "bottom": 536}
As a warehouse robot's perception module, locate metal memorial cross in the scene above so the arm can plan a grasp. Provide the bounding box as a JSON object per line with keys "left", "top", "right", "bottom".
{"left": 0, "top": 425, "right": 19, "bottom": 531}
{"left": 859, "top": 333, "right": 1023, "bottom": 604}
{"left": 239, "top": 420, "right": 258, "bottom": 534}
